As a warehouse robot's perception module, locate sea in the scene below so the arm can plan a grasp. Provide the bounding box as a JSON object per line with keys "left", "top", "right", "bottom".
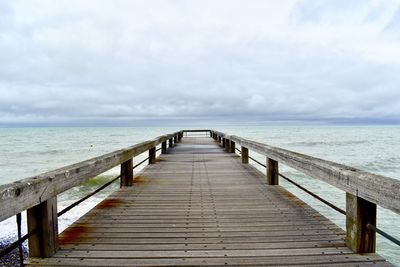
{"left": 0, "top": 125, "right": 399, "bottom": 265}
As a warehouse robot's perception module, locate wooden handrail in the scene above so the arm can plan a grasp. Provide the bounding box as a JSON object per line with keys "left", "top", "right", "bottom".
{"left": 1, "top": 128, "right": 398, "bottom": 258}
{"left": 211, "top": 130, "right": 400, "bottom": 214}
{"left": 0, "top": 131, "right": 183, "bottom": 222}
{"left": 181, "top": 129, "right": 211, "bottom": 133}
{"left": 211, "top": 129, "right": 400, "bottom": 254}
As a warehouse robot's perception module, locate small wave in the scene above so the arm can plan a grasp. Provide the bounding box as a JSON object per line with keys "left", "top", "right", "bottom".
{"left": 59, "top": 175, "right": 119, "bottom": 203}
{"left": 80, "top": 174, "right": 117, "bottom": 186}
{"left": 38, "top": 149, "right": 65, "bottom": 155}
{"left": 358, "top": 162, "right": 400, "bottom": 175}
{"left": 288, "top": 140, "right": 368, "bottom": 147}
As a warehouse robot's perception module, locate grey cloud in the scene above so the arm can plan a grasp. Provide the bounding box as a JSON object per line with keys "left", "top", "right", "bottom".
{"left": 1, "top": 0, "right": 400, "bottom": 124}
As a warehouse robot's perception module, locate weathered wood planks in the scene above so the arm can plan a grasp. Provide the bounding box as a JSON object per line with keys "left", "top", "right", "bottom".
{"left": 212, "top": 130, "right": 400, "bottom": 214}
{"left": 26, "top": 136, "right": 391, "bottom": 266}
{"left": 0, "top": 132, "right": 182, "bottom": 221}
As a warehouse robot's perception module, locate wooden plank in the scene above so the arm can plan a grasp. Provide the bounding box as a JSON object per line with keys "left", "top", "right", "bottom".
{"left": 59, "top": 240, "right": 346, "bottom": 250}
{"left": 58, "top": 226, "right": 338, "bottom": 234}
{"left": 27, "top": 252, "right": 388, "bottom": 267}
{"left": 25, "top": 136, "right": 391, "bottom": 266}
{"left": 57, "top": 235, "right": 347, "bottom": 244}
{"left": 35, "top": 247, "right": 355, "bottom": 258}
{"left": 212, "top": 131, "right": 400, "bottom": 214}
{"left": 0, "top": 131, "right": 182, "bottom": 221}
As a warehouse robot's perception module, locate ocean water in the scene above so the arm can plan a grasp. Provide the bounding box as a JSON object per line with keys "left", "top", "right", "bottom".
{"left": 0, "top": 125, "right": 399, "bottom": 265}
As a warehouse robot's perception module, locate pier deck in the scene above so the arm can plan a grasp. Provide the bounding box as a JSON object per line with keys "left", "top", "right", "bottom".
{"left": 27, "top": 136, "right": 390, "bottom": 266}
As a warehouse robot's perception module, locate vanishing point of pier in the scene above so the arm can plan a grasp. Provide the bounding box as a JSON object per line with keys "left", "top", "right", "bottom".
{"left": 0, "top": 130, "right": 399, "bottom": 266}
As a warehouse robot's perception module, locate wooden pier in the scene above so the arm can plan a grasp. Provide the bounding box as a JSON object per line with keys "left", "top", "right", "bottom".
{"left": 0, "top": 130, "right": 399, "bottom": 266}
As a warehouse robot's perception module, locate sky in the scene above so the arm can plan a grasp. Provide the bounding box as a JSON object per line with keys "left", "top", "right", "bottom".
{"left": 1, "top": 0, "right": 400, "bottom": 125}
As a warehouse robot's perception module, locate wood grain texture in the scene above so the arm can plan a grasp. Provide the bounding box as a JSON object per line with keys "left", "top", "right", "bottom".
{"left": 0, "top": 131, "right": 182, "bottom": 221}
{"left": 26, "top": 136, "right": 391, "bottom": 266}
{"left": 212, "top": 130, "right": 400, "bottom": 214}
{"left": 27, "top": 197, "right": 58, "bottom": 258}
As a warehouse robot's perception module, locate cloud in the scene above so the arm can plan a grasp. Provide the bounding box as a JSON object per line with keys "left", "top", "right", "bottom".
{"left": 1, "top": 0, "right": 400, "bottom": 124}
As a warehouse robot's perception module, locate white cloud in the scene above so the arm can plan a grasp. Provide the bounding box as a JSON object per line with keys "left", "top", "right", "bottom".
{"left": 1, "top": 0, "right": 400, "bottom": 124}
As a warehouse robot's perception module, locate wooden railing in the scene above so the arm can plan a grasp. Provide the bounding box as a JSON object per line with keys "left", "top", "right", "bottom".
{"left": 0, "top": 129, "right": 398, "bottom": 260}
{"left": 0, "top": 130, "right": 184, "bottom": 258}
{"left": 211, "top": 130, "right": 400, "bottom": 254}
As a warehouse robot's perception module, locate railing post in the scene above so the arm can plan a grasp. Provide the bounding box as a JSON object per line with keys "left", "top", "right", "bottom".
{"left": 120, "top": 158, "right": 133, "bottom": 187}
{"left": 266, "top": 158, "right": 279, "bottom": 185}
{"left": 169, "top": 138, "right": 174, "bottom": 148}
{"left": 241, "top": 147, "right": 249, "bottom": 163}
{"left": 346, "top": 193, "right": 376, "bottom": 253}
{"left": 161, "top": 141, "right": 167, "bottom": 154}
{"left": 149, "top": 147, "right": 156, "bottom": 164}
{"left": 225, "top": 139, "right": 231, "bottom": 152}
{"left": 230, "top": 140, "right": 235, "bottom": 153}
{"left": 27, "top": 197, "right": 58, "bottom": 258}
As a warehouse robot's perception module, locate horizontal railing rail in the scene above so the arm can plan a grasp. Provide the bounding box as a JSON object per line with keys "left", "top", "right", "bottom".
{"left": 211, "top": 129, "right": 400, "bottom": 254}
{"left": 1, "top": 128, "right": 397, "bottom": 262}
{"left": 0, "top": 131, "right": 182, "bottom": 222}
{"left": 235, "top": 147, "right": 400, "bottom": 249}
{"left": 0, "top": 130, "right": 184, "bottom": 260}
{"left": 181, "top": 129, "right": 211, "bottom": 133}
{"left": 211, "top": 130, "right": 400, "bottom": 214}
{"left": 235, "top": 147, "right": 347, "bottom": 215}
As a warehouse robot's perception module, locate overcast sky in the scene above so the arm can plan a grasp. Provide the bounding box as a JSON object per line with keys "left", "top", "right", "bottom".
{"left": 1, "top": 0, "right": 400, "bottom": 125}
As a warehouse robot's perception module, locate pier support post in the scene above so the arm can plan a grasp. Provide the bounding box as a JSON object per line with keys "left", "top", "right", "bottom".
{"left": 161, "top": 141, "right": 167, "bottom": 154}
{"left": 169, "top": 138, "right": 173, "bottom": 148}
{"left": 149, "top": 147, "right": 156, "bottom": 164}
{"left": 120, "top": 159, "right": 133, "bottom": 187}
{"left": 222, "top": 138, "right": 226, "bottom": 148}
{"left": 241, "top": 147, "right": 249, "bottom": 163}
{"left": 27, "top": 197, "right": 59, "bottom": 258}
{"left": 217, "top": 136, "right": 221, "bottom": 143}
{"left": 266, "top": 158, "right": 279, "bottom": 185}
{"left": 174, "top": 135, "right": 178, "bottom": 143}
{"left": 346, "top": 193, "right": 376, "bottom": 253}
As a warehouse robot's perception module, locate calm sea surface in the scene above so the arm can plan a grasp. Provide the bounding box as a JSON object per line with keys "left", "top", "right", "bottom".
{"left": 0, "top": 125, "right": 399, "bottom": 265}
